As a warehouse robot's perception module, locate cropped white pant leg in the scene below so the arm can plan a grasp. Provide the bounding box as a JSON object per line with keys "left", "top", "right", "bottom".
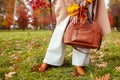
{"left": 43, "top": 16, "right": 90, "bottom": 66}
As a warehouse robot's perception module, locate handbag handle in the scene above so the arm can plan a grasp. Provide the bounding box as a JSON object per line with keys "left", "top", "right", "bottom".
{"left": 86, "top": 9, "right": 92, "bottom": 22}
{"left": 86, "top": 0, "right": 96, "bottom": 22}
{"left": 79, "top": 1, "right": 95, "bottom": 23}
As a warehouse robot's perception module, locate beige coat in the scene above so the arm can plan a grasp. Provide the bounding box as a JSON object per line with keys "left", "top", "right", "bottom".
{"left": 54, "top": 0, "right": 111, "bottom": 36}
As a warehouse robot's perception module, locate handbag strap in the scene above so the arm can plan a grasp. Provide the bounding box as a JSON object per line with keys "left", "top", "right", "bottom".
{"left": 73, "top": 46, "right": 92, "bottom": 54}
{"left": 92, "top": 0, "right": 95, "bottom": 21}
{"left": 86, "top": 0, "right": 96, "bottom": 22}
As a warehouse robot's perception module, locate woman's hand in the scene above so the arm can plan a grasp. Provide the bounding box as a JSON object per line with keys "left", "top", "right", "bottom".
{"left": 70, "top": 15, "right": 78, "bottom": 24}
{"left": 81, "top": 0, "right": 90, "bottom": 7}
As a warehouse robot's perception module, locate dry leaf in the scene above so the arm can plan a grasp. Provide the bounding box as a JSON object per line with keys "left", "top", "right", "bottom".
{"left": 96, "top": 73, "right": 110, "bottom": 80}
{"left": 90, "top": 54, "right": 95, "bottom": 59}
{"left": 104, "top": 47, "right": 109, "bottom": 52}
{"left": 115, "top": 66, "right": 120, "bottom": 72}
{"left": 114, "top": 40, "right": 120, "bottom": 46}
{"left": 14, "top": 57, "right": 22, "bottom": 63}
{"left": 91, "top": 60, "right": 96, "bottom": 63}
{"left": 1, "top": 48, "right": 6, "bottom": 51}
{"left": 96, "top": 62, "right": 108, "bottom": 68}
{"left": 9, "top": 54, "right": 18, "bottom": 59}
{"left": 97, "top": 52, "right": 105, "bottom": 59}
{"left": 13, "top": 64, "right": 19, "bottom": 70}
{"left": 5, "top": 72, "right": 16, "bottom": 80}
{"left": 6, "top": 45, "right": 11, "bottom": 49}
{"left": 35, "top": 44, "right": 41, "bottom": 48}
{"left": 31, "top": 64, "right": 41, "bottom": 72}
{"left": 15, "top": 44, "right": 21, "bottom": 49}
{"left": 0, "top": 52, "right": 5, "bottom": 56}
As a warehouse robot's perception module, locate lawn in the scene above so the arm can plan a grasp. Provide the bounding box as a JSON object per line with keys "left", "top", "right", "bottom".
{"left": 0, "top": 30, "right": 120, "bottom": 80}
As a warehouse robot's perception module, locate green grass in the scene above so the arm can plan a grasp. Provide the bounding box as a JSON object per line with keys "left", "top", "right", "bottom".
{"left": 0, "top": 30, "right": 120, "bottom": 80}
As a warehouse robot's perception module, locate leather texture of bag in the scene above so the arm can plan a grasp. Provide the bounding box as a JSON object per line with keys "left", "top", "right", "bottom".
{"left": 63, "top": 6, "right": 103, "bottom": 50}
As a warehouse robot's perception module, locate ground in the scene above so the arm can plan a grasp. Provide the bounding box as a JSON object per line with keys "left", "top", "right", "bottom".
{"left": 0, "top": 30, "right": 120, "bottom": 80}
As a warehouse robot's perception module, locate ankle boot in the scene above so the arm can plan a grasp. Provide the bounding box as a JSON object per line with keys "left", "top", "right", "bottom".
{"left": 76, "top": 66, "right": 85, "bottom": 75}
{"left": 39, "top": 63, "right": 49, "bottom": 72}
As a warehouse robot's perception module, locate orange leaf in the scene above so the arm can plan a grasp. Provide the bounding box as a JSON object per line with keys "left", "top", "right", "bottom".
{"left": 96, "top": 73, "right": 110, "bottom": 80}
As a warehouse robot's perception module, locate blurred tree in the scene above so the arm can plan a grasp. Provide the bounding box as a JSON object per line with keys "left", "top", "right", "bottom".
{"left": 2, "top": 20, "right": 7, "bottom": 28}
{"left": 0, "top": 0, "right": 15, "bottom": 29}
{"left": 27, "top": 0, "right": 55, "bottom": 30}
{"left": 0, "top": 0, "right": 7, "bottom": 29}
{"left": 46, "top": 11, "right": 56, "bottom": 29}
{"left": 109, "top": 0, "right": 120, "bottom": 31}
{"left": 108, "top": 12, "right": 114, "bottom": 27}
{"left": 5, "top": 0, "right": 15, "bottom": 29}
{"left": 16, "top": 3, "right": 29, "bottom": 30}
{"left": 0, "top": 0, "right": 6, "bottom": 14}
{"left": 31, "top": 10, "right": 40, "bottom": 30}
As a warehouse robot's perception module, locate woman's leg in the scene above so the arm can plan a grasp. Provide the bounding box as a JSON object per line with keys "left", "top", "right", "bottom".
{"left": 72, "top": 48, "right": 90, "bottom": 75}
{"left": 39, "top": 16, "right": 70, "bottom": 71}
{"left": 43, "top": 43, "right": 66, "bottom": 66}
{"left": 39, "top": 43, "right": 66, "bottom": 72}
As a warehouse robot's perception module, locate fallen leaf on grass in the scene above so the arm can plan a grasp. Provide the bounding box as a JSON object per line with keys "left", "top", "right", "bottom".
{"left": 90, "top": 53, "right": 95, "bottom": 59}
{"left": 31, "top": 64, "right": 41, "bottom": 72}
{"left": 34, "top": 44, "right": 41, "bottom": 48}
{"left": 14, "top": 57, "right": 23, "bottom": 63}
{"left": 114, "top": 39, "right": 120, "bottom": 46}
{"left": 96, "top": 73, "right": 110, "bottom": 80}
{"left": 1, "top": 48, "right": 6, "bottom": 51}
{"left": 0, "top": 52, "right": 5, "bottom": 56}
{"left": 26, "top": 56, "right": 33, "bottom": 62}
{"left": 104, "top": 47, "right": 110, "bottom": 52}
{"left": 17, "top": 51, "right": 23, "bottom": 54}
{"left": 13, "top": 64, "right": 20, "bottom": 70}
{"left": 16, "top": 44, "right": 22, "bottom": 50}
{"left": 9, "top": 54, "right": 18, "bottom": 59}
{"left": 6, "top": 45, "right": 11, "bottom": 49}
{"left": 115, "top": 66, "right": 120, "bottom": 72}
{"left": 96, "top": 62, "right": 108, "bottom": 68}
{"left": 97, "top": 52, "right": 105, "bottom": 59}
{"left": 91, "top": 60, "right": 96, "bottom": 63}
{"left": 90, "top": 54, "right": 96, "bottom": 63}
{"left": 5, "top": 72, "right": 16, "bottom": 80}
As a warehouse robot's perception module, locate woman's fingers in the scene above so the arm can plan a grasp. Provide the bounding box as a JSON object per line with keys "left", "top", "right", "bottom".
{"left": 81, "top": 0, "right": 90, "bottom": 7}
{"left": 71, "top": 15, "right": 78, "bottom": 24}
{"left": 81, "top": 1, "right": 87, "bottom": 7}
{"left": 70, "top": 17, "right": 73, "bottom": 21}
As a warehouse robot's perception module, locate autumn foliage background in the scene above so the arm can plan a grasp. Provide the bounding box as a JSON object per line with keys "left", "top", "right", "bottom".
{"left": 0, "top": 0, "right": 119, "bottom": 31}
{"left": 0, "top": 0, "right": 56, "bottom": 30}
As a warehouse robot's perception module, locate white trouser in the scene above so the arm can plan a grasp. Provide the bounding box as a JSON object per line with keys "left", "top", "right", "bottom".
{"left": 43, "top": 16, "right": 90, "bottom": 66}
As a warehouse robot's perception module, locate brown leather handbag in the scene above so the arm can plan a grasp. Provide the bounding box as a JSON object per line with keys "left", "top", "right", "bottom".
{"left": 63, "top": 7, "right": 102, "bottom": 51}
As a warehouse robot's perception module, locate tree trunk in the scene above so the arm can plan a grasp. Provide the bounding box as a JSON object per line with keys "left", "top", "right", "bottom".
{"left": 115, "top": 17, "right": 120, "bottom": 32}
{"left": 117, "top": 27, "right": 120, "bottom": 32}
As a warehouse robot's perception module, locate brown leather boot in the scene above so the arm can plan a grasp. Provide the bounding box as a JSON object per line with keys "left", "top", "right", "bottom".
{"left": 71, "top": 66, "right": 85, "bottom": 77}
{"left": 76, "top": 66, "right": 85, "bottom": 75}
{"left": 31, "top": 63, "right": 49, "bottom": 73}
{"left": 39, "top": 63, "right": 49, "bottom": 72}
